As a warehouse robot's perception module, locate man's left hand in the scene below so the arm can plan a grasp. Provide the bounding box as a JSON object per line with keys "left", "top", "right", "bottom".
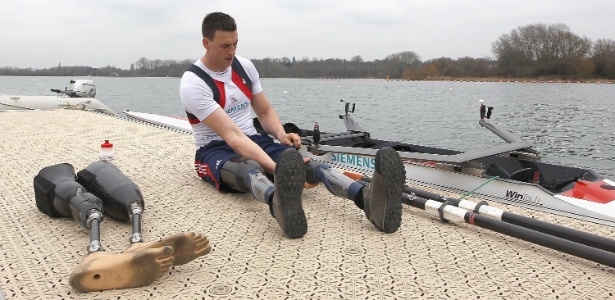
{"left": 279, "top": 133, "right": 302, "bottom": 148}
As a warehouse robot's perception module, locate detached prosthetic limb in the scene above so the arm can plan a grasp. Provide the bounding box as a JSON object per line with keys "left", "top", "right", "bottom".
{"left": 34, "top": 163, "right": 175, "bottom": 292}
{"left": 220, "top": 149, "right": 308, "bottom": 239}
{"left": 305, "top": 147, "right": 405, "bottom": 233}
{"left": 77, "top": 161, "right": 145, "bottom": 243}
{"left": 76, "top": 160, "right": 211, "bottom": 262}
{"left": 34, "top": 163, "right": 105, "bottom": 252}
{"left": 34, "top": 162, "right": 210, "bottom": 293}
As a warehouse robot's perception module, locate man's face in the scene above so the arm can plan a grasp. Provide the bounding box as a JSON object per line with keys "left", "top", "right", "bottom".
{"left": 203, "top": 30, "right": 238, "bottom": 72}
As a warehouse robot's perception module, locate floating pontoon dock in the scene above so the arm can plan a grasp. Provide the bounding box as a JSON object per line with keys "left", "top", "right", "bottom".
{"left": 1, "top": 110, "right": 614, "bottom": 299}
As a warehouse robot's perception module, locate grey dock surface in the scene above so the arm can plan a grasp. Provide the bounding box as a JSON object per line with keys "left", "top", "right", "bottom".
{"left": 0, "top": 110, "right": 614, "bottom": 299}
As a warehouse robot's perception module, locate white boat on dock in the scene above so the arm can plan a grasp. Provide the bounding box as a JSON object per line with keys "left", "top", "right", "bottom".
{"left": 0, "top": 79, "right": 117, "bottom": 116}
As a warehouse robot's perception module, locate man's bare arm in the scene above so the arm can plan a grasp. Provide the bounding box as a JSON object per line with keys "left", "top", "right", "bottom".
{"left": 203, "top": 108, "right": 276, "bottom": 174}
{"left": 251, "top": 92, "right": 301, "bottom": 148}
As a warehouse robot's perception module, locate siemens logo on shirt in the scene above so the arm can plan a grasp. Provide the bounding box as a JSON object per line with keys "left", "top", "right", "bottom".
{"left": 226, "top": 101, "right": 250, "bottom": 114}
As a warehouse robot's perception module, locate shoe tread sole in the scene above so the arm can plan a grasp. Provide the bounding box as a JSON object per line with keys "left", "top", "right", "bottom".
{"left": 274, "top": 149, "right": 307, "bottom": 239}
{"left": 371, "top": 147, "right": 405, "bottom": 233}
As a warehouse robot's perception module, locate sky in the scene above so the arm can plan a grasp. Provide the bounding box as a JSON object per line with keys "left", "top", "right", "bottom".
{"left": 2, "top": 0, "right": 614, "bottom": 69}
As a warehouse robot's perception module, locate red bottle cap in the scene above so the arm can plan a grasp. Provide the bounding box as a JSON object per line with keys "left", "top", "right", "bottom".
{"left": 101, "top": 140, "right": 113, "bottom": 148}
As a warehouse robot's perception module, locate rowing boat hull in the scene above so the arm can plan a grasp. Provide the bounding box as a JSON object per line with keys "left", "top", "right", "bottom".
{"left": 124, "top": 110, "right": 192, "bottom": 132}
{"left": 299, "top": 148, "right": 615, "bottom": 226}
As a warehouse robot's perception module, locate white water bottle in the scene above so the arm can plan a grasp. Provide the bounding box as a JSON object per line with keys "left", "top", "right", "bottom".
{"left": 99, "top": 140, "right": 115, "bottom": 162}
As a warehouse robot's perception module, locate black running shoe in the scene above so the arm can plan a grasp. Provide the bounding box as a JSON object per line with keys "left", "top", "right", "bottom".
{"left": 362, "top": 147, "right": 405, "bottom": 233}
{"left": 271, "top": 148, "right": 307, "bottom": 239}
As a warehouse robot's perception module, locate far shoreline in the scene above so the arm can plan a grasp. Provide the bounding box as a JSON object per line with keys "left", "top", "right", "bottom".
{"left": 0, "top": 74, "right": 613, "bottom": 84}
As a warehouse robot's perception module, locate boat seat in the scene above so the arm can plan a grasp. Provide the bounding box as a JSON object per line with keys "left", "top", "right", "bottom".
{"left": 487, "top": 163, "right": 535, "bottom": 182}
{"left": 509, "top": 168, "right": 535, "bottom": 182}
{"left": 352, "top": 141, "right": 377, "bottom": 148}
{"left": 282, "top": 122, "right": 305, "bottom": 135}
{"left": 372, "top": 142, "right": 415, "bottom": 152}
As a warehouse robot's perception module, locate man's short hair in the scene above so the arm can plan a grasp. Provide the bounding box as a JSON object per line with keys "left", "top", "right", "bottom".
{"left": 202, "top": 12, "right": 237, "bottom": 40}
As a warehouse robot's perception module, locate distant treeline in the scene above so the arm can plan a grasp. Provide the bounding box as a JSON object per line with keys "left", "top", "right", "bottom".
{"left": 2, "top": 23, "right": 614, "bottom": 80}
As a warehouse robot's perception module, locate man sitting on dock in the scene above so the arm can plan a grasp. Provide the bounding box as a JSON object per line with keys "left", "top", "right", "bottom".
{"left": 179, "top": 12, "right": 406, "bottom": 239}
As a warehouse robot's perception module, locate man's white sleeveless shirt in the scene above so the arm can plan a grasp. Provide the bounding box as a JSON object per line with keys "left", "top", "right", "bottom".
{"left": 180, "top": 55, "right": 263, "bottom": 148}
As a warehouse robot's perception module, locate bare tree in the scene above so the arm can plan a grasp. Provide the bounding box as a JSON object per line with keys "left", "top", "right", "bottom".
{"left": 492, "top": 23, "right": 592, "bottom": 77}
{"left": 592, "top": 38, "right": 615, "bottom": 78}
{"left": 383, "top": 51, "right": 422, "bottom": 78}
{"left": 493, "top": 24, "right": 591, "bottom": 64}
{"left": 351, "top": 55, "right": 364, "bottom": 63}
{"left": 385, "top": 51, "right": 421, "bottom": 66}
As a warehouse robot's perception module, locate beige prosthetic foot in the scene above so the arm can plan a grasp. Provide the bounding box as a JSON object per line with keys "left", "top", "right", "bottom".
{"left": 69, "top": 246, "right": 174, "bottom": 293}
{"left": 125, "top": 231, "right": 211, "bottom": 265}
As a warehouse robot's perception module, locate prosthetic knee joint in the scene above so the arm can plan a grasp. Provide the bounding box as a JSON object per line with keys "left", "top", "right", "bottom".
{"left": 220, "top": 156, "right": 275, "bottom": 204}
{"left": 305, "top": 161, "right": 364, "bottom": 207}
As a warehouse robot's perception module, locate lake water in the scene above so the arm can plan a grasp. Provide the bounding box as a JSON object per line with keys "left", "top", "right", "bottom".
{"left": 1, "top": 76, "right": 614, "bottom": 178}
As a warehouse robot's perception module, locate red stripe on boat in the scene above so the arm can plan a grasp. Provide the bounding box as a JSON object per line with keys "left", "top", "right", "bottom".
{"left": 559, "top": 180, "right": 615, "bottom": 204}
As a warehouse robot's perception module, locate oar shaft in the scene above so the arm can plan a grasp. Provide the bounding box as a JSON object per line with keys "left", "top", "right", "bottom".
{"left": 402, "top": 194, "right": 615, "bottom": 268}
{"left": 501, "top": 213, "right": 615, "bottom": 253}
{"left": 468, "top": 212, "right": 615, "bottom": 268}
{"left": 403, "top": 185, "right": 615, "bottom": 253}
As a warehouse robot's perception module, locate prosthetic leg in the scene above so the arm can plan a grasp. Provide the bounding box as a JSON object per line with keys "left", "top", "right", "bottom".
{"left": 76, "top": 160, "right": 145, "bottom": 243}
{"left": 305, "top": 147, "right": 405, "bottom": 233}
{"left": 34, "top": 162, "right": 211, "bottom": 293}
{"left": 220, "top": 155, "right": 275, "bottom": 204}
{"left": 220, "top": 149, "right": 307, "bottom": 239}
{"left": 34, "top": 163, "right": 175, "bottom": 292}
{"left": 75, "top": 160, "right": 211, "bottom": 261}
{"left": 34, "top": 163, "right": 105, "bottom": 252}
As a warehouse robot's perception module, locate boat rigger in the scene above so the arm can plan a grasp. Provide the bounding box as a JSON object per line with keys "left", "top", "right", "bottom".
{"left": 295, "top": 100, "right": 615, "bottom": 227}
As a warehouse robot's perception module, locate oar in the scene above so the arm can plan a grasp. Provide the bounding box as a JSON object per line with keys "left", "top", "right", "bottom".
{"left": 351, "top": 173, "right": 615, "bottom": 253}
{"left": 402, "top": 184, "right": 615, "bottom": 253}
{"left": 347, "top": 173, "right": 615, "bottom": 267}
{"left": 401, "top": 192, "right": 615, "bottom": 268}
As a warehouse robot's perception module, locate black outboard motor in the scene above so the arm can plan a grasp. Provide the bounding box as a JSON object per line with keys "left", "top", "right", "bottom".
{"left": 77, "top": 161, "right": 145, "bottom": 243}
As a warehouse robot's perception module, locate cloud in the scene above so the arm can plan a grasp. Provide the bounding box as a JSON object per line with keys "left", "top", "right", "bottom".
{"left": 1, "top": 0, "right": 614, "bottom": 69}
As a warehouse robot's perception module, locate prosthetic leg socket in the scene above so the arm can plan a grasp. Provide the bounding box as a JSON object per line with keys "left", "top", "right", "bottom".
{"left": 34, "top": 163, "right": 104, "bottom": 230}
{"left": 77, "top": 161, "right": 144, "bottom": 222}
